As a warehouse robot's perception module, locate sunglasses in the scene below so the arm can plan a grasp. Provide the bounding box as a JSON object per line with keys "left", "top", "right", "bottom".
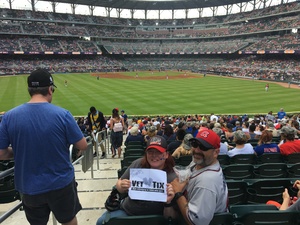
{"left": 51, "top": 86, "right": 55, "bottom": 93}
{"left": 190, "top": 140, "right": 212, "bottom": 151}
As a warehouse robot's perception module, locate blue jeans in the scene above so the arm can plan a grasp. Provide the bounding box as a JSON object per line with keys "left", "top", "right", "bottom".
{"left": 96, "top": 209, "right": 128, "bottom": 225}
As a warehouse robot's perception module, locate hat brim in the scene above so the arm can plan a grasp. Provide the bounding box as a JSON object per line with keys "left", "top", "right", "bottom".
{"left": 189, "top": 138, "right": 214, "bottom": 149}
{"left": 146, "top": 145, "right": 166, "bottom": 153}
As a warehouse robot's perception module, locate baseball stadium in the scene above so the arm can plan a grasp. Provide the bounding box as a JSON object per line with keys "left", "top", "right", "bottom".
{"left": 1, "top": 0, "right": 300, "bottom": 224}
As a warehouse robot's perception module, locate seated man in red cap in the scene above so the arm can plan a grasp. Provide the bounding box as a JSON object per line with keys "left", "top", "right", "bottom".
{"left": 171, "top": 130, "right": 228, "bottom": 225}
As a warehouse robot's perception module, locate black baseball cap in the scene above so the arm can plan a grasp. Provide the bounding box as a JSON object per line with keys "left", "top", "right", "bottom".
{"left": 146, "top": 135, "right": 167, "bottom": 153}
{"left": 27, "top": 69, "right": 57, "bottom": 88}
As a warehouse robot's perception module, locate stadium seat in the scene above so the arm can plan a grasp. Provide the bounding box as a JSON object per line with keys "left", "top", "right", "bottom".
{"left": 229, "top": 204, "right": 278, "bottom": 219}
{"left": 209, "top": 212, "right": 233, "bottom": 225}
{"left": 0, "top": 175, "right": 20, "bottom": 204}
{"left": 123, "top": 149, "right": 145, "bottom": 158}
{"left": 285, "top": 153, "right": 300, "bottom": 164}
{"left": 126, "top": 141, "right": 144, "bottom": 147}
{"left": 253, "top": 163, "right": 288, "bottom": 178}
{"left": 287, "top": 163, "right": 300, "bottom": 178}
{"left": 0, "top": 161, "right": 15, "bottom": 171}
{"left": 256, "top": 153, "right": 283, "bottom": 164}
{"left": 217, "top": 154, "right": 231, "bottom": 166}
{"left": 226, "top": 180, "right": 248, "bottom": 205}
{"left": 117, "top": 167, "right": 128, "bottom": 179}
{"left": 271, "top": 136, "right": 281, "bottom": 144}
{"left": 121, "top": 156, "right": 142, "bottom": 168}
{"left": 223, "top": 164, "right": 254, "bottom": 180}
{"left": 232, "top": 210, "right": 300, "bottom": 225}
{"left": 176, "top": 155, "right": 192, "bottom": 166}
{"left": 230, "top": 154, "right": 257, "bottom": 164}
{"left": 247, "top": 139, "right": 259, "bottom": 147}
{"left": 103, "top": 215, "right": 168, "bottom": 225}
{"left": 245, "top": 178, "right": 292, "bottom": 204}
{"left": 125, "top": 145, "right": 145, "bottom": 151}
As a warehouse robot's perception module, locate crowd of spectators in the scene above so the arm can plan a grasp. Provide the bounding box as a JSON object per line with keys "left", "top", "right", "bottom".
{"left": 1, "top": 2, "right": 299, "bottom": 28}
{"left": 1, "top": 55, "right": 300, "bottom": 84}
{"left": 0, "top": 56, "right": 123, "bottom": 74}
{"left": 0, "top": 37, "right": 102, "bottom": 52}
{"left": 118, "top": 111, "right": 300, "bottom": 157}
{"left": 1, "top": 34, "right": 300, "bottom": 55}
{"left": 0, "top": 2, "right": 299, "bottom": 40}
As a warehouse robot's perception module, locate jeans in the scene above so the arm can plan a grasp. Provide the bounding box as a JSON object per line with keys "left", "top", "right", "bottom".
{"left": 96, "top": 209, "right": 128, "bottom": 225}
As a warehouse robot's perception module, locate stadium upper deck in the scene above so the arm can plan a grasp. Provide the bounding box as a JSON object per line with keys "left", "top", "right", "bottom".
{"left": 0, "top": 2, "right": 299, "bottom": 55}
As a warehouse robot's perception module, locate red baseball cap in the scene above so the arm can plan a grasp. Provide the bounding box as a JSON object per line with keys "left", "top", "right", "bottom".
{"left": 190, "top": 130, "right": 220, "bottom": 149}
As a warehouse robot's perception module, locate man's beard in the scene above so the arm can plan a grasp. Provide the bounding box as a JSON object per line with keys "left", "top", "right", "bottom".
{"left": 192, "top": 153, "right": 213, "bottom": 167}
{"left": 193, "top": 153, "right": 206, "bottom": 167}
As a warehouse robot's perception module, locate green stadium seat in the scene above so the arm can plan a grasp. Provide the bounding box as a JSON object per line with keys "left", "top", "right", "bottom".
{"left": 176, "top": 155, "right": 192, "bottom": 166}
{"left": 121, "top": 156, "right": 141, "bottom": 168}
{"left": 223, "top": 164, "right": 254, "bottom": 180}
{"left": 229, "top": 204, "right": 278, "bottom": 219}
{"left": 209, "top": 212, "right": 233, "bottom": 225}
{"left": 230, "top": 154, "right": 257, "bottom": 164}
{"left": 232, "top": 210, "right": 300, "bottom": 225}
{"left": 123, "top": 149, "right": 145, "bottom": 158}
{"left": 226, "top": 180, "right": 248, "bottom": 205}
{"left": 256, "top": 153, "right": 283, "bottom": 164}
{"left": 103, "top": 215, "right": 168, "bottom": 225}
{"left": 285, "top": 153, "right": 300, "bottom": 164}
{"left": 245, "top": 178, "right": 292, "bottom": 204}
{"left": 218, "top": 154, "right": 231, "bottom": 166}
{"left": 253, "top": 163, "right": 288, "bottom": 179}
{"left": 287, "top": 163, "right": 300, "bottom": 178}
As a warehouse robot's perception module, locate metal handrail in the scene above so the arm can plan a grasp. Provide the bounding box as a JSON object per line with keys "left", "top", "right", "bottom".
{"left": 93, "top": 130, "right": 108, "bottom": 170}
{"left": 0, "top": 167, "right": 14, "bottom": 180}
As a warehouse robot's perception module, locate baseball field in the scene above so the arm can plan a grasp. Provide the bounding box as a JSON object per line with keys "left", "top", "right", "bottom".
{"left": 1, "top": 71, "right": 299, "bottom": 117}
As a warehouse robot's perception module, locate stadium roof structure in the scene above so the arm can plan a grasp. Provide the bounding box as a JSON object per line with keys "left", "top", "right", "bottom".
{"left": 40, "top": 0, "right": 253, "bottom": 10}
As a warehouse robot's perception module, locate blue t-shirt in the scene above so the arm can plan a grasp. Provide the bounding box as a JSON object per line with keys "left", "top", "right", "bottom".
{"left": 0, "top": 102, "right": 84, "bottom": 195}
{"left": 277, "top": 111, "right": 286, "bottom": 119}
{"left": 254, "top": 143, "right": 280, "bottom": 156}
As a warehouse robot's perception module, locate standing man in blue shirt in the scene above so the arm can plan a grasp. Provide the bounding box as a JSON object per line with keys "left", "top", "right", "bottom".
{"left": 277, "top": 108, "right": 287, "bottom": 120}
{"left": 0, "top": 69, "right": 87, "bottom": 225}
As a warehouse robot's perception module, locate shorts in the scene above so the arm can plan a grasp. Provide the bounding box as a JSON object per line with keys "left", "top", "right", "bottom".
{"left": 22, "top": 179, "right": 82, "bottom": 225}
{"left": 111, "top": 131, "right": 123, "bottom": 149}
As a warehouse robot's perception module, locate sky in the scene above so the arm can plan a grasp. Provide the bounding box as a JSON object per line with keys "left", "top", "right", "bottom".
{"left": 0, "top": 0, "right": 295, "bottom": 19}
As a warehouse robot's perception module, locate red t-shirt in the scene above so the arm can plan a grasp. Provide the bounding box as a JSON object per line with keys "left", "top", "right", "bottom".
{"left": 280, "top": 140, "right": 300, "bottom": 156}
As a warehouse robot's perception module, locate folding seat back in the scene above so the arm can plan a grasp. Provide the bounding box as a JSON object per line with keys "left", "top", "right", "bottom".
{"left": 217, "top": 154, "right": 231, "bottom": 166}
{"left": 246, "top": 178, "right": 292, "bottom": 204}
{"left": 226, "top": 180, "right": 248, "bottom": 205}
{"left": 103, "top": 215, "right": 167, "bottom": 225}
{"left": 257, "top": 153, "right": 283, "bottom": 164}
{"left": 223, "top": 164, "right": 254, "bottom": 180}
{"left": 176, "top": 155, "right": 193, "bottom": 166}
{"left": 253, "top": 163, "right": 288, "bottom": 179}
{"left": 288, "top": 163, "right": 300, "bottom": 178}
{"left": 234, "top": 210, "right": 300, "bottom": 225}
{"left": 285, "top": 153, "right": 300, "bottom": 164}
{"left": 231, "top": 154, "right": 257, "bottom": 164}
{"left": 209, "top": 212, "right": 233, "bottom": 225}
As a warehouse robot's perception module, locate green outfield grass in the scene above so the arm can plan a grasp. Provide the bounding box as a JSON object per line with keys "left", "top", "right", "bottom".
{"left": 1, "top": 71, "right": 299, "bottom": 117}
